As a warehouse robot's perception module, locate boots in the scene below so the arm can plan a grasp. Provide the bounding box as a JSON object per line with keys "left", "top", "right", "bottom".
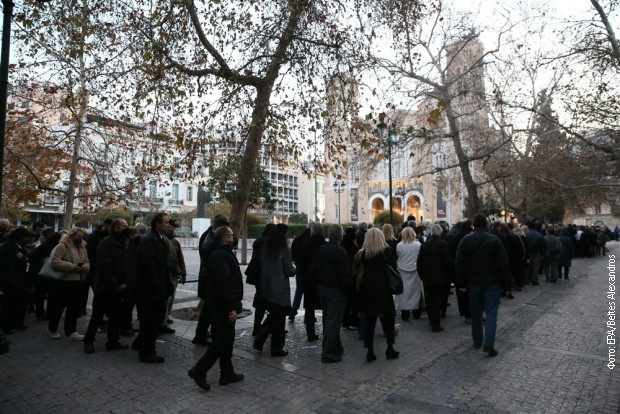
{"left": 386, "top": 345, "right": 400, "bottom": 360}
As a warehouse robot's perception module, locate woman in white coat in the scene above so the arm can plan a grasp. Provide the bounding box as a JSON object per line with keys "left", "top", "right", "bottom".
{"left": 395, "top": 227, "right": 422, "bottom": 321}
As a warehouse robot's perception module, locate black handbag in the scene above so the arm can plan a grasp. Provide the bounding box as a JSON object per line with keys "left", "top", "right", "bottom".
{"left": 388, "top": 265, "right": 403, "bottom": 295}
{"left": 244, "top": 256, "right": 261, "bottom": 285}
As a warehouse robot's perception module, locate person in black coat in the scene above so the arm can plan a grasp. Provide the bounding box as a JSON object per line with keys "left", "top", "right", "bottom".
{"left": 28, "top": 232, "right": 62, "bottom": 321}
{"left": 445, "top": 219, "right": 472, "bottom": 322}
{"left": 355, "top": 228, "right": 399, "bottom": 363}
{"left": 310, "top": 224, "right": 353, "bottom": 363}
{"left": 557, "top": 228, "right": 575, "bottom": 281}
{"left": 193, "top": 215, "right": 229, "bottom": 346}
{"left": 289, "top": 224, "right": 312, "bottom": 321}
{"left": 188, "top": 226, "right": 244, "bottom": 391}
{"left": 456, "top": 213, "right": 511, "bottom": 357}
{"left": 417, "top": 224, "right": 452, "bottom": 332}
{"left": 83, "top": 219, "right": 130, "bottom": 354}
{"left": 0, "top": 227, "right": 30, "bottom": 333}
{"left": 82, "top": 219, "right": 112, "bottom": 316}
{"left": 246, "top": 223, "right": 275, "bottom": 336}
{"left": 340, "top": 227, "right": 359, "bottom": 329}
{"left": 298, "top": 223, "right": 326, "bottom": 342}
{"left": 130, "top": 213, "right": 173, "bottom": 363}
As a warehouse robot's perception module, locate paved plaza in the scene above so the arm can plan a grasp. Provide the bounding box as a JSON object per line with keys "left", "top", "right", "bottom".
{"left": 1, "top": 242, "right": 618, "bottom": 413}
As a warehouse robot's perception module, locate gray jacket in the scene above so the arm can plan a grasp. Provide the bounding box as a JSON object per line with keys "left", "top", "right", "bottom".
{"left": 260, "top": 248, "right": 296, "bottom": 307}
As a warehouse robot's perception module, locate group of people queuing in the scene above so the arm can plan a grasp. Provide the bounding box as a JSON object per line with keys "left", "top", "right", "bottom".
{"left": 0, "top": 213, "right": 615, "bottom": 392}
{"left": 0, "top": 215, "right": 187, "bottom": 362}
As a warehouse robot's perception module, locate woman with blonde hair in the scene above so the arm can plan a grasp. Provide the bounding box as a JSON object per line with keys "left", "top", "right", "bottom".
{"left": 382, "top": 223, "right": 398, "bottom": 252}
{"left": 47, "top": 228, "right": 90, "bottom": 340}
{"left": 395, "top": 227, "right": 423, "bottom": 321}
{"left": 354, "top": 228, "right": 399, "bottom": 362}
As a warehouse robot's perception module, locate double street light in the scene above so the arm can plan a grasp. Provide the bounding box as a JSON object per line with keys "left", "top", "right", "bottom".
{"left": 333, "top": 179, "right": 345, "bottom": 224}
{"left": 376, "top": 117, "right": 400, "bottom": 225}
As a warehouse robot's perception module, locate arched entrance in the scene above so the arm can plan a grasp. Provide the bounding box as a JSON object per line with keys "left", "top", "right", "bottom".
{"left": 406, "top": 195, "right": 424, "bottom": 222}
{"left": 371, "top": 197, "right": 385, "bottom": 220}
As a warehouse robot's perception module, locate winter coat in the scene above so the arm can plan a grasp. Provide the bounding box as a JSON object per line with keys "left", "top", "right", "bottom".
{"left": 197, "top": 228, "right": 216, "bottom": 300}
{"left": 417, "top": 235, "right": 452, "bottom": 287}
{"left": 356, "top": 247, "right": 396, "bottom": 316}
{"left": 0, "top": 241, "right": 28, "bottom": 285}
{"left": 299, "top": 235, "right": 326, "bottom": 309}
{"left": 455, "top": 228, "right": 511, "bottom": 290}
{"left": 525, "top": 230, "right": 546, "bottom": 257}
{"left": 86, "top": 227, "right": 107, "bottom": 275}
{"left": 205, "top": 244, "right": 244, "bottom": 314}
{"left": 94, "top": 233, "right": 127, "bottom": 296}
{"left": 558, "top": 229, "right": 574, "bottom": 267}
{"left": 50, "top": 239, "right": 90, "bottom": 282}
{"left": 260, "top": 247, "right": 295, "bottom": 308}
{"left": 310, "top": 241, "right": 353, "bottom": 293}
{"left": 131, "top": 230, "right": 173, "bottom": 303}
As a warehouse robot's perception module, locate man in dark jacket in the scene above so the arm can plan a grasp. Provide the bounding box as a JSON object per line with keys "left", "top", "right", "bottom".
{"left": 83, "top": 219, "right": 129, "bottom": 354}
{"left": 188, "top": 226, "right": 244, "bottom": 391}
{"left": 299, "top": 222, "right": 326, "bottom": 342}
{"left": 525, "top": 224, "right": 546, "bottom": 285}
{"left": 417, "top": 224, "right": 452, "bottom": 333}
{"left": 311, "top": 224, "right": 352, "bottom": 363}
{"left": 130, "top": 213, "right": 173, "bottom": 363}
{"left": 193, "top": 215, "right": 229, "bottom": 345}
{"left": 456, "top": 213, "right": 511, "bottom": 357}
{"left": 82, "top": 218, "right": 112, "bottom": 315}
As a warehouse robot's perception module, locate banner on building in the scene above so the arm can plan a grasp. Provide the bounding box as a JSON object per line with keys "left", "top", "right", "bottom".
{"left": 436, "top": 189, "right": 447, "bottom": 218}
{"left": 350, "top": 188, "right": 359, "bottom": 221}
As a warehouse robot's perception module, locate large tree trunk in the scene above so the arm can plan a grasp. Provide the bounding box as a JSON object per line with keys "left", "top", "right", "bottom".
{"left": 228, "top": 84, "right": 273, "bottom": 235}
{"left": 445, "top": 104, "right": 481, "bottom": 215}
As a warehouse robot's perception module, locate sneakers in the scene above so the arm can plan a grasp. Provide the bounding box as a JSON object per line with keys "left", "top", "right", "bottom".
{"left": 48, "top": 330, "right": 61, "bottom": 339}
{"left": 68, "top": 332, "right": 85, "bottom": 341}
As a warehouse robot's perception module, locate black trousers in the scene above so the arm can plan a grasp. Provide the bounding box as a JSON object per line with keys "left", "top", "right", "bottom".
{"left": 425, "top": 285, "right": 445, "bottom": 328}
{"left": 84, "top": 293, "right": 122, "bottom": 345}
{"left": 194, "top": 301, "right": 211, "bottom": 341}
{"left": 0, "top": 279, "right": 29, "bottom": 331}
{"left": 255, "top": 303, "right": 288, "bottom": 353}
{"left": 193, "top": 304, "right": 235, "bottom": 378}
{"left": 318, "top": 286, "right": 347, "bottom": 359}
{"left": 134, "top": 300, "right": 166, "bottom": 358}
{"left": 456, "top": 287, "right": 470, "bottom": 318}
{"left": 364, "top": 313, "right": 396, "bottom": 351}
{"left": 34, "top": 276, "right": 51, "bottom": 318}
{"left": 47, "top": 280, "right": 83, "bottom": 336}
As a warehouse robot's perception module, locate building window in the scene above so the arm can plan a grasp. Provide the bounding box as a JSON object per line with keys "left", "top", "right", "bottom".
{"left": 172, "top": 184, "right": 179, "bottom": 202}
{"left": 594, "top": 203, "right": 602, "bottom": 214}
{"left": 187, "top": 186, "right": 193, "bottom": 201}
{"left": 150, "top": 182, "right": 157, "bottom": 198}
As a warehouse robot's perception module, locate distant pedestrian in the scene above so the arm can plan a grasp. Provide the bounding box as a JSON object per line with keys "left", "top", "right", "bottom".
{"left": 395, "top": 227, "right": 422, "bottom": 321}
{"left": 310, "top": 224, "right": 352, "bottom": 363}
{"left": 0, "top": 227, "right": 31, "bottom": 333}
{"left": 543, "top": 228, "right": 562, "bottom": 283}
{"left": 253, "top": 224, "right": 295, "bottom": 357}
{"left": 417, "top": 224, "right": 452, "bottom": 333}
{"left": 47, "top": 228, "right": 90, "bottom": 341}
{"left": 456, "top": 213, "right": 511, "bottom": 357}
{"left": 129, "top": 213, "right": 173, "bottom": 363}
{"left": 355, "top": 228, "right": 399, "bottom": 363}
{"left": 289, "top": 222, "right": 312, "bottom": 321}
{"left": 188, "top": 226, "right": 244, "bottom": 391}
{"left": 557, "top": 228, "right": 574, "bottom": 281}
{"left": 246, "top": 223, "right": 275, "bottom": 336}
{"left": 298, "top": 222, "right": 326, "bottom": 342}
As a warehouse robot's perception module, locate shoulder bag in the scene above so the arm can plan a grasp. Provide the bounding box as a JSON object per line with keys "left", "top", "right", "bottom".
{"left": 38, "top": 257, "right": 64, "bottom": 280}
{"left": 383, "top": 252, "right": 403, "bottom": 295}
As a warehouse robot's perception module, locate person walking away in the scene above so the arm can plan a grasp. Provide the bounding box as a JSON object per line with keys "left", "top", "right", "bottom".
{"left": 188, "top": 226, "right": 244, "bottom": 391}
{"left": 456, "top": 213, "right": 511, "bottom": 357}
{"left": 159, "top": 219, "right": 186, "bottom": 334}
{"left": 543, "top": 228, "right": 562, "bottom": 283}
{"left": 355, "top": 228, "right": 399, "bottom": 363}
{"left": 340, "top": 227, "right": 359, "bottom": 330}
{"left": 311, "top": 224, "right": 352, "bottom": 363}
{"left": 83, "top": 219, "right": 130, "bottom": 354}
{"left": 417, "top": 224, "right": 452, "bottom": 333}
{"left": 246, "top": 223, "right": 275, "bottom": 336}
{"left": 82, "top": 219, "right": 112, "bottom": 317}
{"left": 129, "top": 213, "right": 173, "bottom": 363}
{"left": 297, "top": 222, "right": 326, "bottom": 342}
{"left": 557, "top": 228, "right": 574, "bottom": 281}
{"left": 47, "top": 228, "right": 90, "bottom": 340}
{"left": 395, "top": 228, "right": 422, "bottom": 321}
{"left": 253, "top": 224, "right": 296, "bottom": 357}
{"left": 289, "top": 222, "right": 312, "bottom": 321}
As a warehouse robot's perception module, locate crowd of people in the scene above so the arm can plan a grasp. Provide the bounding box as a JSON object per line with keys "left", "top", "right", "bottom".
{"left": 0, "top": 214, "right": 616, "bottom": 389}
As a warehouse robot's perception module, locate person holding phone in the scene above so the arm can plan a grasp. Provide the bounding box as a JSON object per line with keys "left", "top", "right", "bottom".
{"left": 48, "top": 228, "right": 90, "bottom": 340}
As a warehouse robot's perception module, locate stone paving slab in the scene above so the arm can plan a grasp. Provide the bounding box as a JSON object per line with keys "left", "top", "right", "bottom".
{"left": 0, "top": 242, "right": 618, "bottom": 413}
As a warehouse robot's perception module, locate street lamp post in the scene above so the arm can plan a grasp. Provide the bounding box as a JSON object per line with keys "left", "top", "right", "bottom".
{"left": 498, "top": 161, "right": 508, "bottom": 223}
{"left": 333, "top": 179, "right": 345, "bottom": 224}
{"left": 376, "top": 117, "right": 399, "bottom": 225}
